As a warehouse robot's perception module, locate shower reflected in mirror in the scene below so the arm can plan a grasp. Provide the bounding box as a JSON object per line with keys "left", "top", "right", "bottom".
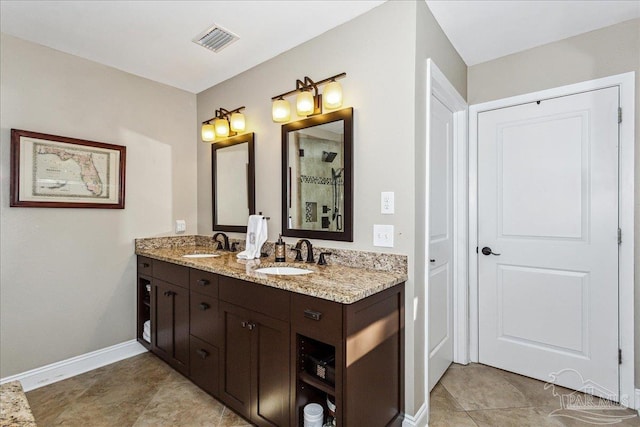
{"left": 282, "top": 108, "right": 353, "bottom": 241}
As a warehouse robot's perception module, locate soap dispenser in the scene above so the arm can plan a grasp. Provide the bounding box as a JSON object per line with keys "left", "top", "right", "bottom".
{"left": 275, "top": 234, "right": 286, "bottom": 262}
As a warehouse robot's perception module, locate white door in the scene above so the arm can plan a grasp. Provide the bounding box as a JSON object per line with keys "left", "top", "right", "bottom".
{"left": 428, "top": 94, "right": 454, "bottom": 391}
{"left": 478, "top": 87, "right": 619, "bottom": 399}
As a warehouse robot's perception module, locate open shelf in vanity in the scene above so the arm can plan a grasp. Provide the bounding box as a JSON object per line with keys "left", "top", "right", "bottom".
{"left": 295, "top": 334, "right": 337, "bottom": 425}
{"left": 136, "top": 258, "right": 153, "bottom": 351}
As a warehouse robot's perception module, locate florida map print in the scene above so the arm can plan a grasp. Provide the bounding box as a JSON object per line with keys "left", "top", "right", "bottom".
{"left": 33, "top": 142, "right": 110, "bottom": 199}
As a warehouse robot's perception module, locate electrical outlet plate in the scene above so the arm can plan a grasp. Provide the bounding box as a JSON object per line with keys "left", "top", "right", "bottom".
{"left": 373, "top": 224, "right": 394, "bottom": 247}
{"left": 381, "top": 192, "right": 394, "bottom": 214}
{"left": 175, "top": 220, "right": 186, "bottom": 233}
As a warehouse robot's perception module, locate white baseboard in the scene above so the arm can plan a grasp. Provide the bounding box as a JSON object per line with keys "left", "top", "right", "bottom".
{"left": 0, "top": 340, "right": 148, "bottom": 392}
{"left": 403, "top": 402, "right": 428, "bottom": 427}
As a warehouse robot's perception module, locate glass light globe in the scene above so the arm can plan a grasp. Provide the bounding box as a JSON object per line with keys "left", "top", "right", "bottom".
{"left": 230, "top": 113, "right": 245, "bottom": 132}
{"left": 201, "top": 124, "right": 215, "bottom": 142}
{"left": 272, "top": 99, "right": 291, "bottom": 122}
{"left": 323, "top": 81, "right": 343, "bottom": 109}
{"left": 214, "top": 118, "right": 229, "bottom": 137}
{"left": 296, "top": 91, "right": 315, "bottom": 116}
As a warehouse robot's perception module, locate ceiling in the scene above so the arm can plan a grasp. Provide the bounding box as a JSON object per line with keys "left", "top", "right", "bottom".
{"left": 1, "top": 1, "right": 638, "bottom": 93}
{"left": 426, "top": 0, "right": 640, "bottom": 66}
{"left": 0, "top": 0, "right": 385, "bottom": 93}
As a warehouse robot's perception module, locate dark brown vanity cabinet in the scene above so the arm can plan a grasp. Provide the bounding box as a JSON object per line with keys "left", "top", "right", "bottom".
{"left": 292, "top": 286, "right": 405, "bottom": 427}
{"left": 137, "top": 255, "right": 405, "bottom": 427}
{"left": 219, "top": 277, "right": 291, "bottom": 427}
{"left": 152, "top": 262, "right": 190, "bottom": 376}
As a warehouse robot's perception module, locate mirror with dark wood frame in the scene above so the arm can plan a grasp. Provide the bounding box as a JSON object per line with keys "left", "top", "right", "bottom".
{"left": 282, "top": 108, "right": 353, "bottom": 241}
{"left": 212, "top": 133, "right": 255, "bottom": 232}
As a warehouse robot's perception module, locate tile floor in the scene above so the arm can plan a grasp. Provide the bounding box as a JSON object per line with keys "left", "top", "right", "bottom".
{"left": 26, "top": 353, "right": 251, "bottom": 426}
{"left": 25, "top": 354, "right": 639, "bottom": 426}
{"left": 430, "top": 363, "right": 639, "bottom": 426}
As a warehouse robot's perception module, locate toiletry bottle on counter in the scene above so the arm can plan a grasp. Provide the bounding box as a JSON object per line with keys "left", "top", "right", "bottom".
{"left": 275, "top": 234, "right": 286, "bottom": 262}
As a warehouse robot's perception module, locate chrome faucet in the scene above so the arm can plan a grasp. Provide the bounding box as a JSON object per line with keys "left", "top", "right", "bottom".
{"left": 295, "top": 239, "right": 314, "bottom": 263}
{"left": 213, "top": 232, "right": 230, "bottom": 251}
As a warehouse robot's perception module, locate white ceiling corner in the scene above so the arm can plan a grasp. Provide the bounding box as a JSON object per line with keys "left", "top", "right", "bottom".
{"left": 425, "top": 0, "right": 640, "bottom": 66}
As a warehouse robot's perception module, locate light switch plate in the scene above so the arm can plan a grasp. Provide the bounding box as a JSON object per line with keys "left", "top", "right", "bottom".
{"left": 373, "top": 224, "right": 394, "bottom": 247}
{"left": 175, "top": 220, "right": 186, "bottom": 233}
{"left": 381, "top": 192, "right": 394, "bottom": 214}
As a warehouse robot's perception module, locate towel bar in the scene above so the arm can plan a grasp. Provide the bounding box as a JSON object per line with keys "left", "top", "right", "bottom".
{"left": 258, "top": 212, "right": 271, "bottom": 220}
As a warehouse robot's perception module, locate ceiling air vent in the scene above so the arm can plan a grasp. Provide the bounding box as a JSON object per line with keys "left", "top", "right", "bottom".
{"left": 192, "top": 24, "right": 239, "bottom": 53}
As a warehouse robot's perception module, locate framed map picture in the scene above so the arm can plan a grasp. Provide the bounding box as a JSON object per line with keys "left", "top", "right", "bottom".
{"left": 10, "top": 129, "right": 126, "bottom": 208}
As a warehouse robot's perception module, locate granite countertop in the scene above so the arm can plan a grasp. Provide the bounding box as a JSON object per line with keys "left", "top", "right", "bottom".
{"left": 136, "top": 246, "right": 407, "bottom": 304}
{"left": 0, "top": 381, "right": 37, "bottom": 427}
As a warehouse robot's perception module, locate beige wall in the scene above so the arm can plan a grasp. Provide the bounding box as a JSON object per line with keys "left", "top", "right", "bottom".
{"left": 197, "top": 0, "right": 466, "bottom": 416}
{"left": 468, "top": 18, "right": 640, "bottom": 387}
{"left": 0, "top": 34, "right": 198, "bottom": 377}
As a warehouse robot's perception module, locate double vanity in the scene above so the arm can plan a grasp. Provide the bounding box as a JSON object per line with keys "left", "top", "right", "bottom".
{"left": 135, "top": 236, "right": 406, "bottom": 427}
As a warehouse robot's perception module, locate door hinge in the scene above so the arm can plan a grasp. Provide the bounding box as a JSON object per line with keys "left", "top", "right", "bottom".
{"left": 476, "top": 246, "right": 479, "bottom": 254}
{"left": 619, "top": 348, "right": 622, "bottom": 364}
{"left": 618, "top": 107, "right": 622, "bottom": 124}
{"left": 617, "top": 228, "right": 622, "bottom": 245}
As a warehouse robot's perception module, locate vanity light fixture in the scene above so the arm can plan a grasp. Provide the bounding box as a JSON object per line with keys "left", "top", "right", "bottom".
{"left": 271, "top": 72, "right": 346, "bottom": 122}
{"left": 201, "top": 106, "right": 246, "bottom": 142}
{"left": 272, "top": 98, "right": 291, "bottom": 123}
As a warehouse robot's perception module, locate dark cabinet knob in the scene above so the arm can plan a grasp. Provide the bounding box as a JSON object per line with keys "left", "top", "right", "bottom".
{"left": 199, "top": 302, "right": 210, "bottom": 311}
{"left": 481, "top": 247, "right": 501, "bottom": 256}
{"left": 247, "top": 322, "right": 256, "bottom": 331}
{"left": 241, "top": 321, "right": 248, "bottom": 328}
{"left": 430, "top": 259, "right": 435, "bottom": 263}
{"left": 197, "top": 349, "right": 209, "bottom": 359}
{"left": 163, "top": 290, "right": 175, "bottom": 297}
{"left": 196, "top": 279, "right": 210, "bottom": 286}
{"left": 139, "top": 263, "right": 149, "bottom": 268}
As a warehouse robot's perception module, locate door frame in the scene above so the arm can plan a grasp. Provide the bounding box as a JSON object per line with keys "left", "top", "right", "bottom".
{"left": 468, "top": 72, "right": 636, "bottom": 408}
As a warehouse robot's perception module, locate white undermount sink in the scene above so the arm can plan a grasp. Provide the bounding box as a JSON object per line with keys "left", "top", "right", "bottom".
{"left": 182, "top": 253, "right": 220, "bottom": 258}
{"left": 254, "top": 266, "right": 313, "bottom": 276}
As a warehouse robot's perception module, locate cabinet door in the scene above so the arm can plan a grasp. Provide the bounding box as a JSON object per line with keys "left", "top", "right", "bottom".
{"left": 154, "top": 280, "right": 189, "bottom": 375}
{"left": 220, "top": 302, "right": 252, "bottom": 419}
{"left": 154, "top": 280, "right": 173, "bottom": 357}
{"left": 173, "top": 284, "right": 190, "bottom": 373}
{"left": 252, "top": 311, "right": 290, "bottom": 427}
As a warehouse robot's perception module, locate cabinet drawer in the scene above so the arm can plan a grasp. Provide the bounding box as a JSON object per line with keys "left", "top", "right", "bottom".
{"left": 190, "top": 336, "right": 219, "bottom": 397}
{"left": 219, "top": 276, "right": 289, "bottom": 321}
{"left": 292, "top": 293, "right": 342, "bottom": 344}
{"left": 137, "top": 256, "right": 153, "bottom": 276}
{"left": 190, "top": 269, "right": 219, "bottom": 297}
{"left": 154, "top": 260, "right": 189, "bottom": 288}
{"left": 190, "top": 293, "right": 219, "bottom": 346}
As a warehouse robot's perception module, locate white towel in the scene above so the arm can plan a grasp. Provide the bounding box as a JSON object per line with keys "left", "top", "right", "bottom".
{"left": 237, "top": 215, "right": 267, "bottom": 259}
{"left": 144, "top": 320, "right": 150, "bottom": 333}
{"left": 142, "top": 332, "right": 150, "bottom": 343}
